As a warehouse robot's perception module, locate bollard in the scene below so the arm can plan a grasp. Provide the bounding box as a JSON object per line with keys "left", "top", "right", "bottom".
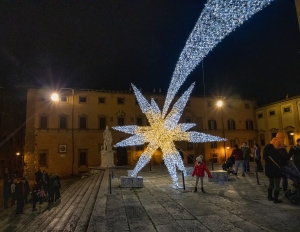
{"left": 211, "top": 160, "right": 214, "bottom": 171}
{"left": 181, "top": 171, "right": 185, "bottom": 190}
{"left": 255, "top": 166, "right": 260, "bottom": 185}
{"left": 150, "top": 159, "right": 152, "bottom": 171}
{"left": 111, "top": 170, "right": 114, "bottom": 179}
{"left": 109, "top": 173, "right": 112, "bottom": 194}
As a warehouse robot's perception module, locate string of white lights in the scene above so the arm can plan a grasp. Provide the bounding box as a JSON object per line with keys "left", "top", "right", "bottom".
{"left": 162, "top": 0, "right": 274, "bottom": 117}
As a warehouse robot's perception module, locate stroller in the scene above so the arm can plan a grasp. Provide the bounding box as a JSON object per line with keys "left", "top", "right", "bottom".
{"left": 222, "top": 156, "right": 235, "bottom": 174}
{"left": 282, "top": 161, "right": 300, "bottom": 205}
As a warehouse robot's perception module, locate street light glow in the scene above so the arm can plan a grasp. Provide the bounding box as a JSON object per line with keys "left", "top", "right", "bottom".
{"left": 51, "top": 93, "right": 59, "bottom": 101}
{"left": 217, "top": 100, "right": 223, "bottom": 107}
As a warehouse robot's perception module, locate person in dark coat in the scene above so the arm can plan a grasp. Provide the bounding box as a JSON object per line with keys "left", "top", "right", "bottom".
{"left": 263, "top": 133, "right": 285, "bottom": 203}
{"left": 53, "top": 173, "right": 61, "bottom": 201}
{"left": 253, "top": 144, "right": 263, "bottom": 172}
{"left": 3, "top": 177, "right": 11, "bottom": 209}
{"left": 35, "top": 168, "right": 43, "bottom": 184}
{"left": 15, "top": 178, "right": 29, "bottom": 214}
{"left": 288, "top": 138, "right": 300, "bottom": 172}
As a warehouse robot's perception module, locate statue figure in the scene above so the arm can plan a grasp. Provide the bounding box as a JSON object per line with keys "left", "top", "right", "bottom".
{"left": 103, "top": 126, "right": 112, "bottom": 151}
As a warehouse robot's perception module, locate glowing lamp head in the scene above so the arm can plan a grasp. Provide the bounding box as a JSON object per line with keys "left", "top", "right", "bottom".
{"left": 217, "top": 100, "right": 223, "bottom": 107}
{"left": 51, "top": 93, "right": 59, "bottom": 101}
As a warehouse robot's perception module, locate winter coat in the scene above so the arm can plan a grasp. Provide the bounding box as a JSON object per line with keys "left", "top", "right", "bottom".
{"left": 3, "top": 178, "right": 11, "bottom": 198}
{"left": 192, "top": 162, "right": 212, "bottom": 178}
{"left": 241, "top": 146, "right": 251, "bottom": 160}
{"left": 230, "top": 148, "right": 243, "bottom": 161}
{"left": 253, "top": 147, "right": 261, "bottom": 160}
{"left": 263, "top": 144, "right": 285, "bottom": 178}
{"left": 288, "top": 145, "right": 300, "bottom": 168}
{"left": 277, "top": 146, "right": 291, "bottom": 166}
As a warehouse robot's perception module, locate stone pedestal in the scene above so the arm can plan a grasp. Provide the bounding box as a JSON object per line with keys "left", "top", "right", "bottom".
{"left": 208, "top": 170, "right": 229, "bottom": 182}
{"left": 120, "top": 176, "right": 143, "bottom": 188}
{"left": 185, "top": 167, "right": 193, "bottom": 176}
{"left": 100, "top": 150, "right": 115, "bottom": 168}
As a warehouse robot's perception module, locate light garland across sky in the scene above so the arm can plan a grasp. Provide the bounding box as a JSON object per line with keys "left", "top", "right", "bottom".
{"left": 162, "top": 0, "right": 274, "bottom": 117}
{"left": 113, "top": 0, "right": 274, "bottom": 187}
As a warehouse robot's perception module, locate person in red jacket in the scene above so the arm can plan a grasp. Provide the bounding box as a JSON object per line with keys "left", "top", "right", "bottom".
{"left": 192, "top": 155, "right": 212, "bottom": 193}
{"left": 230, "top": 145, "right": 245, "bottom": 177}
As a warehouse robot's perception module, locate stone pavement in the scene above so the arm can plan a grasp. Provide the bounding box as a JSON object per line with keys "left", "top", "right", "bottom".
{"left": 89, "top": 163, "right": 300, "bottom": 232}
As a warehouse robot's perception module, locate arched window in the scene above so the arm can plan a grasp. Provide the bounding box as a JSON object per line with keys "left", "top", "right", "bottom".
{"left": 227, "top": 119, "right": 236, "bottom": 130}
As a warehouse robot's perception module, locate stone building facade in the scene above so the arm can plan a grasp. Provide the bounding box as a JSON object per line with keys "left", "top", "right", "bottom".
{"left": 24, "top": 88, "right": 258, "bottom": 178}
{"left": 255, "top": 95, "right": 300, "bottom": 151}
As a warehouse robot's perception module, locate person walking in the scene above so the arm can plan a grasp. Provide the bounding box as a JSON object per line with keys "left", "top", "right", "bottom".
{"left": 11, "top": 178, "right": 17, "bottom": 206}
{"left": 253, "top": 144, "right": 264, "bottom": 172}
{"left": 15, "top": 177, "right": 29, "bottom": 214}
{"left": 192, "top": 155, "right": 212, "bottom": 193}
{"left": 241, "top": 142, "right": 251, "bottom": 172}
{"left": 3, "top": 177, "right": 11, "bottom": 209}
{"left": 230, "top": 145, "right": 245, "bottom": 177}
{"left": 288, "top": 138, "right": 300, "bottom": 172}
{"left": 263, "top": 133, "right": 285, "bottom": 203}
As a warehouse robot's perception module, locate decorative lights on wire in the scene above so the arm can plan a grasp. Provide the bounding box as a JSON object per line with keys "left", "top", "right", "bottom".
{"left": 114, "top": 83, "right": 225, "bottom": 187}
{"left": 113, "top": 0, "right": 274, "bottom": 187}
{"left": 162, "top": 0, "right": 274, "bottom": 117}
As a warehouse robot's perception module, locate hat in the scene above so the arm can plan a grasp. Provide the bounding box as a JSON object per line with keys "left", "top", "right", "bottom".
{"left": 196, "top": 155, "right": 203, "bottom": 162}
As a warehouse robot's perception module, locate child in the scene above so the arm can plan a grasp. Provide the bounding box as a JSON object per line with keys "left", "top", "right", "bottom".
{"left": 38, "top": 187, "right": 46, "bottom": 204}
{"left": 192, "top": 155, "right": 212, "bottom": 193}
{"left": 31, "top": 182, "right": 39, "bottom": 211}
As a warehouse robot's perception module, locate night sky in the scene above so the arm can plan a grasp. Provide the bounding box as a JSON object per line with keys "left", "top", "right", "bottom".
{"left": 0, "top": 0, "right": 299, "bottom": 105}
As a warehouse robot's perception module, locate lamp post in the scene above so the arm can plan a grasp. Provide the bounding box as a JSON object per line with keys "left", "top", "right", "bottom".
{"left": 217, "top": 100, "right": 226, "bottom": 160}
{"left": 51, "top": 89, "right": 75, "bottom": 175}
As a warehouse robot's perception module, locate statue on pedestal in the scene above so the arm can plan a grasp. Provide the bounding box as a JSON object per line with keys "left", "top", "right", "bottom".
{"left": 101, "top": 126, "right": 114, "bottom": 167}
{"left": 103, "top": 126, "right": 112, "bottom": 151}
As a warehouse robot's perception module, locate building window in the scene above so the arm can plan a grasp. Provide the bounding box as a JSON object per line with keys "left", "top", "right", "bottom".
{"left": 118, "top": 117, "right": 125, "bottom": 126}
{"left": 271, "top": 132, "right": 277, "bottom": 140}
{"left": 187, "top": 142, "right": 194, "bottom": 150}
{"left": 78, "top": 150, "right": 88, "bottom": 167}
{"left": 283, "top": 107, "right": 291, "bottom": 113}
{"left": 230, "top": 140, "right": 235, "bottom": 148}
{"left": 40, "top": 116, "right": 48, "bottom": 129}
{"left": 210, "top": 141, "right": 217, "bottom": 148}
{"left": 260, "top": 134, "right": 265, "bottom": 146}
{"left": 257, "top": 113, "right": 263, "bottom": 118}
{"left": 59, "top": 116, "right": 67, "bottom": 129}
{"left": 245, "top": 103, "right": 250, "bottom": 109}
{"left": 248, "top": 139, "right": 254, "bottom": 148}
{"left": 186, "top": 100, "right": 191, "bottom": 107}
{"left": 98, "top": 97, "right": 105, "bottom": 104}
{"left": 79, "top": 96, "right": 87, "bottom": 103}
{"left": 39, "top": 151, "right": 47, "bottom": 167}
{"left": 208, "top": 120, "right": 217, "bottom": 130}
{"left": 136, "top": 117, "right": 143, "bottom": 126}
{"left": 287, "top": 131, "right": 294, "bottom": 145}
{"left": 227, "top": 119, "right": 236, "bottom": 130}
{"left": 185, "top": 118, "right": 192, "bottom": 123}
{"left": 136, "top": 145, "right": 143, "bottom": 151}
{"left": 117, "top": 98, "right": 125, "bottom": 104}
{"left": 245, "top": 120, "right": 253, "bottom": 130}
{"left": 99, "top": 117, "right": 106, "bottom": 130}
{"left": 269, "top": 110, "right": 275, "bottom": 116}
{"left": 207, "top": 101, "right": 212, "bottom": 107}
{"left": 60, "top": 96, "right": 67, "bottom": 102}
{"left": 79, "top": 116, "right": 87, "bottom": 129}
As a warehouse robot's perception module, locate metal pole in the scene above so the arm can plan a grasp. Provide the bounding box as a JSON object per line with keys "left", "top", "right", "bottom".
{"left": 109, "top": 173, "right": 112, "bottom": 194}
{"left": 211, "top": 159, "right": 214, "bottom": 171}
{"left": 221, "top": 108, "right": 226, "bottom": 160}
{"left": 181, "top": 171, "right": 185, "bottom": 190}
{"left": 71, "top": 89, "right": 75, "bottom": 176}
{"left": 150, "top": 158, "right": 152, "bottom": 171}
{"left": 255, "top": 166, "right": 260, "bottom": 185}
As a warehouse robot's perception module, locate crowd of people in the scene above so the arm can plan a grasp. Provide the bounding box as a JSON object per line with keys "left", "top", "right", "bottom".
{"left": 2, "top": 169, "right": 61, "bottom": 214}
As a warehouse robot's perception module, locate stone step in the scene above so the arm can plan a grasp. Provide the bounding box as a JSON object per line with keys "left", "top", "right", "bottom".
{"left": 49, "top": 171, "right": 103, "bottom": 231}
{"left": 72, "top": 171, "right": 104, "bottom": 232}
{"left": 20, "top": 174, "right": 98, "bottom": 232}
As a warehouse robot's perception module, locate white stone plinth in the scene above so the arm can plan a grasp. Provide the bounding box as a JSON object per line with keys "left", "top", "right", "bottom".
{"left": 185, "top": 167, "right": 193, "bottom": 176}
{"left": 127, "top": 170, "right": 134, "bottom": 177}
{"left": 208, "top": 170, "right": 229, "bottom": 182}
{"left": 100, "top": 150, "right": 115, "bottom": 168}
{"left": 120, "top": 176, "right": 143, "bottom": 188}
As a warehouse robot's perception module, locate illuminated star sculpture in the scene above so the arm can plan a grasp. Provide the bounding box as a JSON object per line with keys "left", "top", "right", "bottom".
{"left": 113, "top": 0, "right": 274, "bottom": 187}
{"left": 113, "top": 83, "right": 225, "bottom": 187}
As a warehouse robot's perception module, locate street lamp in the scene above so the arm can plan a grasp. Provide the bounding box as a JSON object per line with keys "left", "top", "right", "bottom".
{"left": 51, "top": 89, "right": 75, "bottom": 175}
{"left": 217, "top": 100, "right": 226, "bottom": 160}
